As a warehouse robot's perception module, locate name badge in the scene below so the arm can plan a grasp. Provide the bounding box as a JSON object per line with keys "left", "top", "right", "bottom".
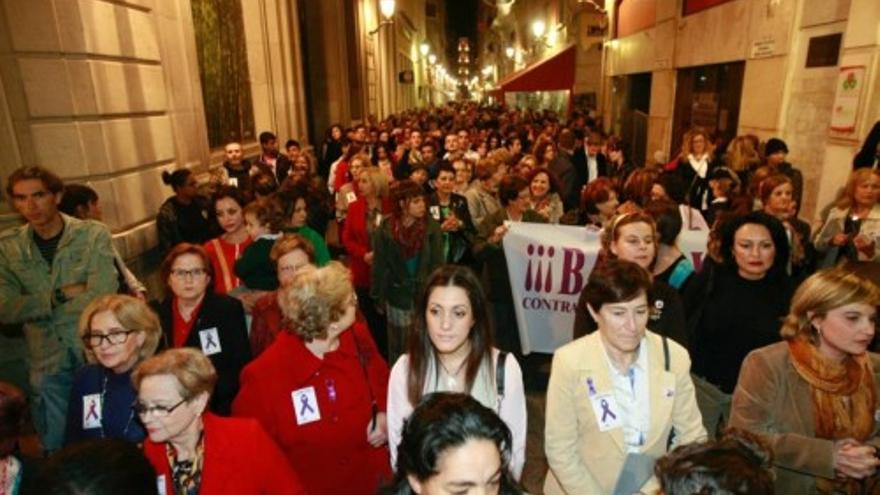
{"left": 430, "top": 205, "right": 441, "bottom": 220}
{"left": 292, "top": 386, "right": 321, "bottom": 425}
{"left": 346, "top": 191, "right": 357, "bottom": 203}
{"left": 157, "top": 475, "right": 167, "bottom": 495}
{"left": 590, "top": 393, "right": 621, "bottom": 432}
{"left": 82, "top": 393, "right": 102, "bottom": 430}
{"left": 199, "top": 328, "right": 222, "bottom": 355}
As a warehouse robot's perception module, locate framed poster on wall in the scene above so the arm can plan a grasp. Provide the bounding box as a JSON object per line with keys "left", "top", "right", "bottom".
{"left": 830, "top": 64, "right": 867, "bottom": 135}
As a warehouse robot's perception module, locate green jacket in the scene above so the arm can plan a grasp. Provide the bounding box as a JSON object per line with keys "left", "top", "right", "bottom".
{"left": 0, "top": 214, "right": 118, "bottom": 371}
{"left": 371, "top": 217, "right": 443, "bottom": 310}
{"left": 473, "top": 208, "right": 546, "bottom": 302}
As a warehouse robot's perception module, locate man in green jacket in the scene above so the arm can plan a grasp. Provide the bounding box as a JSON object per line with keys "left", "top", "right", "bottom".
{"left": 0, "top": 166, "right": 117, "bottom": 452}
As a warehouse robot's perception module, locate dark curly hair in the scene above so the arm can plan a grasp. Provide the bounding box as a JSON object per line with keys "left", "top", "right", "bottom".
{"left": 382, "top": 392, "right": 520, "bottom": 495}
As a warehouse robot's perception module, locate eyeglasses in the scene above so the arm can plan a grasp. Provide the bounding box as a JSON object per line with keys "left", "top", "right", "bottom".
{"left": 133, "top": 398, "right": 188, "bottom": 418}
{"left": 171, "top": 268, "right": 207, "bottom": 279}
{"left": 83, "top": 329, "right": 136, "bottom": 348}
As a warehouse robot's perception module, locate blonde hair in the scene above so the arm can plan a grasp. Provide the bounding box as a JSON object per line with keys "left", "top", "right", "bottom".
{"left": 601, "top": 212, "right": 657, "bottom": 254}
{"left": 132, "top": 348, "right": 218, "bottom": 399}
{"left": 77, "top": 294, "right": 161, "bottom": 364}
{"left": 278, "top": 261, "right": 354, "bottom": 341}
{"left": 836, "top": 168, "right": 880, "bottom": 210}
{"left": 780, "top": 267, "right": 880, "bottom": 340}
{"left": 725, "top": 136, "right": 760, "bottom": 173}
{"left": 359, "top": 166, "right": 390, "bottom": 198}
{"left": 678, "top": 128, "right": 713, "bottom": 161}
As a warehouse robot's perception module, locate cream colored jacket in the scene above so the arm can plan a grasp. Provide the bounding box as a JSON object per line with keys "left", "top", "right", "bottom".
{"left": 543, "top": 331, "right": 706, "bottom": 495}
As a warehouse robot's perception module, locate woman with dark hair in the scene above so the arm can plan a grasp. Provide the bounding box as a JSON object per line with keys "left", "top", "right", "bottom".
{"left": 473, "top": 174, "right": 546, "bottom": 354}
{"left": 527, "top": 168, "right": 564, "bottom": 224}
{"left": 156, "top": 169, "right": 211, "bottom": 256}
{"left": 620, "top": 168, "right": 659, "bottom": 212}
{"left": 384, "top": 393, "right": 522, "bottom": 495}
{"left": 572, "top": 212, "right": 688, "bottom": 347}
{"left": 533, "top": 140, "right": 557, "bottom": 169}
{"left": 387, "top": 265, "right": 526, "bottom": 480}
{"left": 427, "top": 162, "right": 477, "bottom": 264}
{"left": 730, "top": 266, "right": 880, "bottom": 493}
{"left": 645, "top": 200, "right": 695, "bottom": 291}
{"left": 203, "top": 186, "right": 252, "bottom": 295}
{"left": 320, "top": 123, "right": 345, "bottom": 179}
{"left": 372, "top": 180, "right": 444, "bottom": 363}
{"left": 606, "top": 136, "right": 637, "bottom": 189}
{"left": 278, "top": 183, "right": 331, "bottom": 265}
{"left": 655, "top": 429, "right": 774, "bottom": 495}
{"left": 545, "top": 260, "right": 706, "bottom": 495}
{"left": 152, "top": 243, "right": 251, "bottom": 415}
{"left": 561, "top": 177, "right": 619, "bottom": 228}
{"left": 684, "top": 211, "right": 794, "bottom": 438}
{"left": 651, "top": 172, "right": 710, "bottom": 231}
{"left": 233, "top": 263, "right": 391, "bottom": 495}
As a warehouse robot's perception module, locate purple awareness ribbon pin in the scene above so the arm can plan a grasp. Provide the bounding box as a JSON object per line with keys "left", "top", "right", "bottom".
{"left": 600, "top": 398, "right": 616, "bottom": 422}
{"left": 299, "top": 393, "right": 315, "bottom": 415}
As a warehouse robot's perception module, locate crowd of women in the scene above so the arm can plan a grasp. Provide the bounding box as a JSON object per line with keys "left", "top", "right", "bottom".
{"left": 2, "top": 102, "right": 880, "bottom": 494}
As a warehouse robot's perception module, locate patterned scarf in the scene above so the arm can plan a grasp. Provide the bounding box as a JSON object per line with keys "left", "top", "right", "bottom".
{"left": 391, "top": 215, "right": 426, "bottom": 259}
{"left": 788, "top": 336, "right": 876, "bottom": 494}
{"left": 166, "top": 430, "right": 205, "bottom": 495}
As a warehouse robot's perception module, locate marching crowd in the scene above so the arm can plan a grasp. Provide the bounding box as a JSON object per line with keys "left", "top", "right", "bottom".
{"left": 2, "top": 101, "right": 880, "bottom": 494}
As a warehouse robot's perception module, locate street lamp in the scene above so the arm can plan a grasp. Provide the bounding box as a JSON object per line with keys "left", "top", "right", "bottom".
{"left": 531, "top": 20, "right": 546, "bottom": 39}
{"left": 419, "top": 43, "right": 430, "bottom": 57}
{"left": 369, "top": 0, "right": 396, "bottom": 35}
{"left": 379, "top": 0, "right": 395, "bottom": 20}
{"left": 428, "top": 53, "right": 437, "bottom": 65}
{"left": 505, "top": 46, "right": 515, "bottom": 59}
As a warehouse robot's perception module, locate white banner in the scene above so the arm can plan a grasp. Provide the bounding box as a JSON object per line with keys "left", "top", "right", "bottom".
{"left": 503, "top": 223, "right": 709, "bottom": 354}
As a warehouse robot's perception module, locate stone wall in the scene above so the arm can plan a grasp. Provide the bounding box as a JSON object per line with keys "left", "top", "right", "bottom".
{"left": 0, "top": 0, "right": 307, "bottom": 263}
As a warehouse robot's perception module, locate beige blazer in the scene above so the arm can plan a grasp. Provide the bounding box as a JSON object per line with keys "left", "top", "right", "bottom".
{"left": 729, "top": 342, "right": 880, "bottom": 494}
{"left": 543, "top": 331, "right": 707, "bottom": 495}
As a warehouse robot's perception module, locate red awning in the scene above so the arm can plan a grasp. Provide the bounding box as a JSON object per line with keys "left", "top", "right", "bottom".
{"left": 494, "top": 44, "right": 577, "bottom": 94}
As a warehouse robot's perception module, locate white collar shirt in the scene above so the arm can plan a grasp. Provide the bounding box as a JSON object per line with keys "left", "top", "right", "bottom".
{"left": 600, "top": 336, "right": 651, "bottom": 453}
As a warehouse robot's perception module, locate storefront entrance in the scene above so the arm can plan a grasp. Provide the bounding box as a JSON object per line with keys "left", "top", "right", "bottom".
{"left": 671, "top": 62, "right": 744, "bottom": 153}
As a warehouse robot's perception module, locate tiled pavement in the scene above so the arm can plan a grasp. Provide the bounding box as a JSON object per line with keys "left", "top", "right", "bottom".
{"left": 520, "top": 354, "right": 551, "bottom": 494}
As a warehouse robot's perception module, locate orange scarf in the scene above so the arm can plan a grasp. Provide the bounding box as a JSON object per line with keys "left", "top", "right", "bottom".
{"left": 788, "top": 336, "right": 876, "bottom": 494}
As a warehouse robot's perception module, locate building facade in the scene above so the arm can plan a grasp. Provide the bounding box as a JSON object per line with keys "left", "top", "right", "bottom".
{"left": 0, "top": 0, "right": 444, "bottom": 263}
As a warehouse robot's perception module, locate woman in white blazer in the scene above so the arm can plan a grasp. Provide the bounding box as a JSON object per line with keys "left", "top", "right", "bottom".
{"left": 544, "top": 259, "right": 706, "bottom": 495}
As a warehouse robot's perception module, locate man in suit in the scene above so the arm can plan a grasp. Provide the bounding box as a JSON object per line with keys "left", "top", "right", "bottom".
{"left": 572, "top": 132, "right": 608, "bottom": 201}
{"left": 551, "top": 128, "right": 579, "bottom": 210}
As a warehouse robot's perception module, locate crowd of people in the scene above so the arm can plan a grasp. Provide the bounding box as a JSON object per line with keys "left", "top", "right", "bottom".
{"left": 1, "top": 102, "right": 880, "bottom": 494}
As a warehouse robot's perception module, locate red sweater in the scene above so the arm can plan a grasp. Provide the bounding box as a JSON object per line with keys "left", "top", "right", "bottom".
{"left": 204, "top": 236, "right": 252, "bottom": 294}
{"left": 233, "top": 321, "right": 391, "bottom": 495}
{"left": 341, "top": 197, "right": 392, "bottom": 288}
{"left": 143, "top": 413, "right": 305, "bottom": 495}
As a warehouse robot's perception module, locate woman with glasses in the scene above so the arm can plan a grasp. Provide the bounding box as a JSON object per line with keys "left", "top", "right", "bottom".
{"left": 136, "top": 348, "right": 305, "bottom": 495}
{"left": 65, "top": 295, "right": 162, "bottom": 445}
{"left": 152, "top": 243, "right": 251, "bottom": 416}
{"left": 234, "top": 262, "right": 392, "bottom": 495}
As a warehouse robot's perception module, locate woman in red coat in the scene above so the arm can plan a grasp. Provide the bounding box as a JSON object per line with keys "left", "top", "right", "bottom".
{"left": 233, "top": 262, "right": 391, "bottom": 495}
{"left": 134, "top": 348, "right": 304, "bottom": 495}
{"left": 342, "top": 166, "right": 392, "bottom": 358}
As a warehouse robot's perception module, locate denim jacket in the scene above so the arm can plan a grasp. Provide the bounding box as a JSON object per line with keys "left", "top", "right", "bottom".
{"left": 0, "top": 214, "right": 118, "bottom": 371}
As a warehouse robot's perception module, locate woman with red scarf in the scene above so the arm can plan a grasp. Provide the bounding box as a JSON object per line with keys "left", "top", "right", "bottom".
{"left": 371, "top": 180, "right": 443, "bottom": 364}
{"left": 731, "top": 266, "right": 880, "bottom": 493}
